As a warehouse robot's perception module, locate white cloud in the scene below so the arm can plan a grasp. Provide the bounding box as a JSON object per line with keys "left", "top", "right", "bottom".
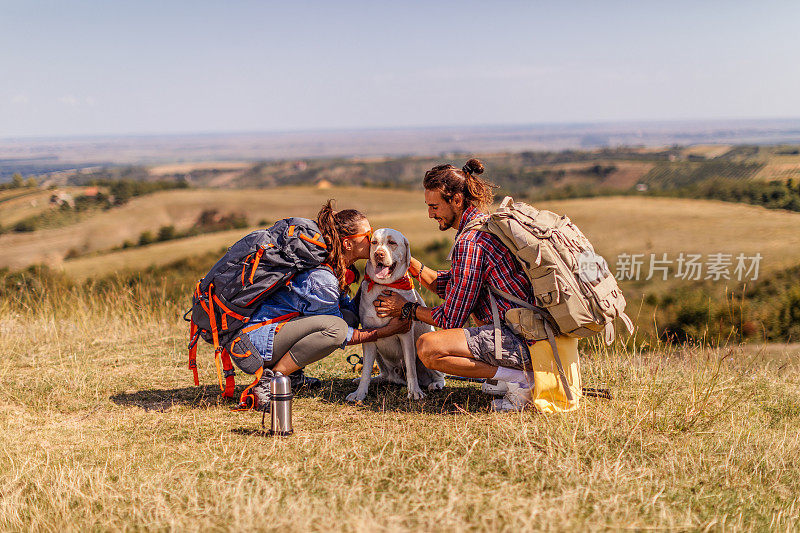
{"left": 11, "top": 94, "right": 29, "bottom": 105}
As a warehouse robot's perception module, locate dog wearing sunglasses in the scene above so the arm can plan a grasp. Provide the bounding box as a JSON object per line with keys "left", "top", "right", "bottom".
{"left": 346, "top": 228, "right": 445, "bottom": 402}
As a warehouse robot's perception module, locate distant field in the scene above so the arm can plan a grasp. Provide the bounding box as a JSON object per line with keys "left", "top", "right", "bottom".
{"left": 753, "top": 158, "right": 800, "bottom": 181}
{"left": 148, "top": 161, "right": 252, "bottom": 176}
{"left": 542, "top": 196, "right": 800, "bottom": 273}
{"left": 1, "top": 186, "right": 433, "bottom": 272}
{"left": 547, "top": 160, "right": 654, "bottom": 189}
{"left": 0, "top": 187, "right": 88, "bottom": 227}
{"left": 683, "top": 144, "right": 732, "bottom": 159}
{"left": 3, "top": 188, "right": 800, "bottom": 288}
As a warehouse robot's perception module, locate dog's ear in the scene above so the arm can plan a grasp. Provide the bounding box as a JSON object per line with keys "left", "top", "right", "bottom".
{"left": 403, "top": 234, "right": 411, "bottom": 269}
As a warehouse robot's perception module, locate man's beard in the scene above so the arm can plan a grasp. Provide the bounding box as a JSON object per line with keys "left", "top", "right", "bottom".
{"left": 437, "top": 212, "right": 456, "bottom": 231}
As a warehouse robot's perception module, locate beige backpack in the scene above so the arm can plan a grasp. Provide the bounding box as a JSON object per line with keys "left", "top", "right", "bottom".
{"left": 460, "top": 197, "right": 634, "bottom": 403}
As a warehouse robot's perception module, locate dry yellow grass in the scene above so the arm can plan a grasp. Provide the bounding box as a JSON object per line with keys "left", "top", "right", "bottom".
{"left": 1, "top": 278, "right": 799, "bottom": 530}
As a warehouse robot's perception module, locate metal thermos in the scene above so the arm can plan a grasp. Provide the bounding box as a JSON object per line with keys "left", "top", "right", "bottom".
{"left": 268, "top": 372, "right": 293, "bottom": 436}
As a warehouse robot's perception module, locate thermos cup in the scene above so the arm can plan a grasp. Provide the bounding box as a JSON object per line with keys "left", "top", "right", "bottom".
{"left": 268, "top": 372, "right": 293, "bottom": 436}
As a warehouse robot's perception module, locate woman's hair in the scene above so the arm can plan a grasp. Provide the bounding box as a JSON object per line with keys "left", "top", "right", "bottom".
{"left": 317, "top": 200, "right": 367, "bottom": 290}
{"left": 422, "top": 158, "right": 496, "bottom": 212}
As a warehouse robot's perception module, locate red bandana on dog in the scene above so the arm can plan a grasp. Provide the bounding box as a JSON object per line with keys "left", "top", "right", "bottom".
{"left": 364, "top": 272, "right": 414, "bottom": 292}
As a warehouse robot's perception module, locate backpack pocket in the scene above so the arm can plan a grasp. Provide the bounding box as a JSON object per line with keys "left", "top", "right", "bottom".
{"left": 504, "top": 308, "right": 549, "bottom": 341}
{"left": 228, "top": 333, "right": 265, "bottom": 374}
{"left": 532, "top": 270, "right": 560, "bottom": 307}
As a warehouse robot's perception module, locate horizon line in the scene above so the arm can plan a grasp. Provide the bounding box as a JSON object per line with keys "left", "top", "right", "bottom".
{"left": 3, "top": 115, "right": 800, "bottom": 143}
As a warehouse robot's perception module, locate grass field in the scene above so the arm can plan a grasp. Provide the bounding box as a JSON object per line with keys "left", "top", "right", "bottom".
{"left": 50, "top": 192, "right": 800, "bottom": 288}
{"left": 2, "top": 278, "right": 800, "bottom": 531}
{"left": 0, "top": 187, "right": 433, "bottom": 271}
{"left": 0, "top": 188, "right": 88, "bottom": 227}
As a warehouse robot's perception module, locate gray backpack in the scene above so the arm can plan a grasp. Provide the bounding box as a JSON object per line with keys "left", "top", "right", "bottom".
{"left": 186, "top": 217, "right": 329, "bottom": 407}
{"left": 461, "top": 197, "right": 634, "bottom": 401}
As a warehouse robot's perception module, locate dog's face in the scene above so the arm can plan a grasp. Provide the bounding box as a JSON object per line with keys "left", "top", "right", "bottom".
{"left": 366, "top": 228, "right": 410, "bottom": 285}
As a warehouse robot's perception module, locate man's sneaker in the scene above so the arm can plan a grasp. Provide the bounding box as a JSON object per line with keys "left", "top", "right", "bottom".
{"left": 490, "top": 382, "right": 532, "bottom": 412}
{"left": 481, "top": 379, "right": 509, "bottom": 396}
{"left": 289, "top": 369, "right": 321, "bottom": 390}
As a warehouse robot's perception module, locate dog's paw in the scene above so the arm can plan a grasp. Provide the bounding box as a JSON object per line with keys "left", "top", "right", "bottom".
{"left": 407, "top": 387, "right": 426, "bottom": 400}
{"left": 427, "top": 381, "right": 445, "bottom": 391}
{"left": 346, "top": 390, "right": 367, "bottom": 403}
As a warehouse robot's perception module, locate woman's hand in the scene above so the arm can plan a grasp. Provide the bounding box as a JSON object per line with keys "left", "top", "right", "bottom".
{"left": 373, "top": 290, "right": 409, "bottom": 318}
{"left": 384, "top": 316, "right": 412, "bottom": 335}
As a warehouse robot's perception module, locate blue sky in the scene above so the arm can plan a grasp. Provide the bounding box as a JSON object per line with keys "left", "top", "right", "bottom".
{"left": 1, "top": 0, "right": 799, "bottom": 137}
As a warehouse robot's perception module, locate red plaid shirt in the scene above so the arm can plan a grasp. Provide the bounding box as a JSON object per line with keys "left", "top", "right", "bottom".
{"left": 430, "top": 206, "right": 533, "bottom": 330}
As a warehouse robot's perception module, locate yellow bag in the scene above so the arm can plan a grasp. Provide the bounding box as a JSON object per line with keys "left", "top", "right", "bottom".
{"left": 527, "top": 335, "right": 581, "bottom": 413}
{"left": 504, "top": 306, "right": 581, "bottom": 413}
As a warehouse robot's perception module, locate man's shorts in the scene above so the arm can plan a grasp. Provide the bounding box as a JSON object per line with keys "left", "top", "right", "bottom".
{"left": 463, "top": 323, "right": 531, "bottom": 370}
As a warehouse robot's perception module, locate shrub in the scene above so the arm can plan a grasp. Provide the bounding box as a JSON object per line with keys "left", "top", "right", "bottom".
{"left": 13, "top": 220, "right": 35, "bottom": 232}
{"left": 157, "top": 225, "right": 176, "bottom": 242}
{"left": 138, "top": 231, "right": 155, "bottom": 246}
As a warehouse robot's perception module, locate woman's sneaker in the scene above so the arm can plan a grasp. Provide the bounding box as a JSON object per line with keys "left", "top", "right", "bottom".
{"left": 490, "top": 382, "right": 532, "bottom": 412}
{"left": 481, "top": 379, "right": 509, "bottom": 396}
{"left": 252, "top": 378, "right": 271, "bottom": 411}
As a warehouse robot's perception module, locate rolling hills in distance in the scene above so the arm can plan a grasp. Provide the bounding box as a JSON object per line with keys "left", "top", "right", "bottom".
{"left": 3, "top": 117, "right": 800, "bottom": 181}
{"left": 2, "top": 135, "right": 800, "bottom": 344}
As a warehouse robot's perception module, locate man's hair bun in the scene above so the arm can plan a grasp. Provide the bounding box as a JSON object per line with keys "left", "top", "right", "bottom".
{"left": 462, "top": 158, "right": 485, "bottom": 176}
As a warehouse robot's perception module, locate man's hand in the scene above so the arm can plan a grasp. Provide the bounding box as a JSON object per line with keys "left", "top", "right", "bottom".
{"left": 373, "top": 290, "right": 409, "bottom": 318}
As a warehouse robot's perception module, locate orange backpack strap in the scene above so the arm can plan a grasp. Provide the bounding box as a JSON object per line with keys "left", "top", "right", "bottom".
{"left": 234, "top": 366, "right": 264, "bottom": 410}
{"left": 220, "top": 348, "right": 236, "bottom": 399}
{"left": 188, "top": 320, "right": 200, "bottom": 386}
{"left": 214, "top": 348, "right": 236, "bottom": 399}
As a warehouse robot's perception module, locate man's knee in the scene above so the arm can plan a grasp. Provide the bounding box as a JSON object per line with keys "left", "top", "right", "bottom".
{"left": 416, "top": 332, "right": 439, "bottom": 367}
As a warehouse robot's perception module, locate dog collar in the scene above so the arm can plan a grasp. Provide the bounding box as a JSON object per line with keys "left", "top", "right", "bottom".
{"left": 364, "top": 272, "right": 414, "bottom": 292}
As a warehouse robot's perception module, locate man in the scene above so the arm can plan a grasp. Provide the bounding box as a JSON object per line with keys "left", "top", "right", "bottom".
{"left": 373, "top": 158, "right": 538, "bottom": 411}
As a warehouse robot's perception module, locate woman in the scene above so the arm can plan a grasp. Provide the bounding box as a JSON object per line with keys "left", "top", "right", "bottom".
{"left": 247, "top": 200, "right": 410, "bottom": 401}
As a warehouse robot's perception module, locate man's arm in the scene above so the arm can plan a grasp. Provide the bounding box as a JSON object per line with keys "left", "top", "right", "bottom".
{"left": 408, "top": 257, "right": 440, "bottom": 293}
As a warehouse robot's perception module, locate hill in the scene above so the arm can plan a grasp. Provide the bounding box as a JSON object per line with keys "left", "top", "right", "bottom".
{"left": 50, "top": 193, "right": 800, "bottom": 284}
{"left": 3, "top": 187, "right": 799, "bottom": 283}
{"left": 0, "top": 186, "right": 434, "bottom": 272}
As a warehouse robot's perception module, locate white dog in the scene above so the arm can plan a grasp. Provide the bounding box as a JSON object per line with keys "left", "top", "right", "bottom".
{"left": 346, "top": 228, "right": 445, "bottom": 402}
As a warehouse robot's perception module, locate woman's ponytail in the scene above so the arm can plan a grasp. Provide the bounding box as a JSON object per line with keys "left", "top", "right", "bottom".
{"left": 316, "top": 200, "right": 367, "bottom": 291}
